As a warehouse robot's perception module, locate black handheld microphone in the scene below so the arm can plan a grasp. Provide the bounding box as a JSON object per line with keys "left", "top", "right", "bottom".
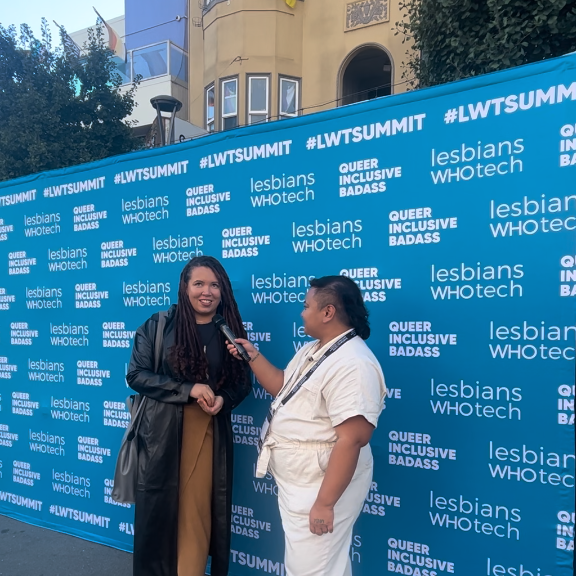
{"left": 213, "top": 314, "right": 251, "bottom": 362}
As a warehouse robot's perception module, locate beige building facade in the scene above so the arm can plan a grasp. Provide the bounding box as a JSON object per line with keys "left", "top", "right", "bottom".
{"left": 188, "top": 0, "right": 408, "bottom": 133}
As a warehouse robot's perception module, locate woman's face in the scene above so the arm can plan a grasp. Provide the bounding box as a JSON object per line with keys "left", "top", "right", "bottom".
{"left": 301, "top": 288, "right": 324, "bottom": 339}
{"left": 186, "top": 266, "right": 222, "bottom": 322}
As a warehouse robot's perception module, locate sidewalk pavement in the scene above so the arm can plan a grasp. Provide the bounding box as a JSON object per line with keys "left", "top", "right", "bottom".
{"left": 0, "top": 514, "right": 132, "bottom": 576}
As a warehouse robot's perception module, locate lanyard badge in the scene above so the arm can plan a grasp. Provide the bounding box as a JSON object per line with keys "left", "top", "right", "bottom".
{"left": 257, "top": 330, "right": 357, "bottom": 453}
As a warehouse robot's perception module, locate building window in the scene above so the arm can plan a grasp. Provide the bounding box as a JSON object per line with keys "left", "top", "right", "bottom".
{"left": 201, "top": 0, "right": 218, "bottom": 11}
{"left": 248, "top": 76, "right": 269, "bottom": 125}
{"left": 206, "top": 85, "right": 215, "bottom": 132}
{"left": 121, "top": 41, "right": 188, "bottom": 85}
{"left": 116, "top": 53, "right": 132, "bottom": 85}
{"left": 279, "top": 77, "right": 299, "bottom": 118}
{"left": 132, "top": 42, "right": 168, "bottom": 80}
{"left": 221, "top": 78, "right": 238, "bottom": 130}
{"left": 170, "top": 44, "right": 188, "bottom": 83}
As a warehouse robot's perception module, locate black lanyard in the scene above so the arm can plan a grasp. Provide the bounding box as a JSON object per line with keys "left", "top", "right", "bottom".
{"left": 257, "top": 329, "right": 358, "bottom": 454}
{"left": 279, "top": 329, "right": 357, "bottom": 406}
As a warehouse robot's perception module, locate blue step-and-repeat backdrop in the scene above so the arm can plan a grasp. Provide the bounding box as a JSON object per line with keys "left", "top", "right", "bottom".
{"left": 0, "top": 53, "right": 575, "bottom": 576}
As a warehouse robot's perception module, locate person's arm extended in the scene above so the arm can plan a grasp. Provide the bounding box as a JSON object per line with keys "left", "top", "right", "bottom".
{"left": 227, "top": 338, "right": 284, "bottom": 397}
{"left": 308, "top": 416, "right": 374, "bottom": 535}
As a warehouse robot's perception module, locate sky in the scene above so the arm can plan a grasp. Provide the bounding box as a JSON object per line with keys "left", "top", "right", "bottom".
{"left": 1, "top": 0, "right": 124, "bottom": 41}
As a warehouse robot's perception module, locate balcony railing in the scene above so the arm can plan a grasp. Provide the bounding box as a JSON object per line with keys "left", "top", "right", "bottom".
{"left": 117, "top": 41, "right": 188, "bottom": 85}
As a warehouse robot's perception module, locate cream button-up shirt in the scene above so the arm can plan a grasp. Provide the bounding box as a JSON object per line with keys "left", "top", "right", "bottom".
{"left": 255, "top": 330, "right": 386, "bottom": 477}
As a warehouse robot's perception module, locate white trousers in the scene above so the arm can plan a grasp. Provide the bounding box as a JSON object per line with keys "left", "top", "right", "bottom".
{"left": 269, "top": 439, "right": 372, "bottom": 576}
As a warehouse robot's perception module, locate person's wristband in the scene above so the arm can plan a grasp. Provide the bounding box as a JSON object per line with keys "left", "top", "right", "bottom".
{"left": 249, "top": 351, "right": 260, "bottom": 363}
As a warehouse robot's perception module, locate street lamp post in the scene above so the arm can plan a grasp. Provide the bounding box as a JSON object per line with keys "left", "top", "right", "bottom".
{"left": 150, "top": 95, "right": 183, "bottom": 146}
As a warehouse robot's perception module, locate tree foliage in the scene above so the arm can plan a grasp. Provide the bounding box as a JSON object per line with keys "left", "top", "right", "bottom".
{"left": 0, "top": 20, "right": 139, "bottom": 182}
{"left": 396, "top": 0, "right": 576, "bottom": 88}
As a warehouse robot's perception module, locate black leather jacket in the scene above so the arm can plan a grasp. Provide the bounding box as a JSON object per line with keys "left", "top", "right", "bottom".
{"left": 126, "top": 305, "right": 251, "bottom": 576}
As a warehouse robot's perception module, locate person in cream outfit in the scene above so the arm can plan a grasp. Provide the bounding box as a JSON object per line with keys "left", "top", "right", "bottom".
{"left": 228, "top": 275, "right": 386, "bottom": 576}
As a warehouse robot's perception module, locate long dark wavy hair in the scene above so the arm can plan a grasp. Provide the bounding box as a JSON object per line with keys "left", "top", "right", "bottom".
{"left": 309, "top": 275, "right": 371, "bottom": 339}
{"left": 169, "top": 256, "right": 248, "bottom": 388}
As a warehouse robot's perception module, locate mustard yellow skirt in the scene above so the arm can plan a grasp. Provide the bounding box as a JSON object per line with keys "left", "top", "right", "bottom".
{"left": 177, "top": 402, "right": 213, "bottom": 576}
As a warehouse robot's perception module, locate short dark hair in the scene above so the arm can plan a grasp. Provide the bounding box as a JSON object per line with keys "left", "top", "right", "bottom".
{"left": 309, "top": 275, "right": 370, "bottom": 339}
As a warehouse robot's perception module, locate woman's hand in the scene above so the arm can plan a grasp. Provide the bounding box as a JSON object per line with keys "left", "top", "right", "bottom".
{"left": 198, "top": 395, "right": 224, "bottom": 416}
{"left": 309, "top": 501, "right": 334, "bottom": 536}
{"left": 226, "top": 338, "right": 258, "bottom": 361}
{"left": 190, "top": 383, "right": 215, "bottom": 406}
{"left": 226, "top": 339, "right": 284, "bottom": 397}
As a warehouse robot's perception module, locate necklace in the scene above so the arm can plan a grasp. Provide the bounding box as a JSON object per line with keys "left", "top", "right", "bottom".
{"left": 198, "top": 323, "right": 218, "bottom": 354}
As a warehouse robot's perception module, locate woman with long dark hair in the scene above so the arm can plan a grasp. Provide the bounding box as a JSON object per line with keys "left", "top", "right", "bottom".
{"left": 126, "top": 256, "right": 251, "bottom": 576}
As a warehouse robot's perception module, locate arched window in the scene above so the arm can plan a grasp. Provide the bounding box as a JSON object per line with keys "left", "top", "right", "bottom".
{"left": 340, "top": 46, "right": 393, "bottom": 106}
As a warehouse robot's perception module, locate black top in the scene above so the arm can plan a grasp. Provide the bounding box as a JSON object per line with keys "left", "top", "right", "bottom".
{"left": 197, "top": 321, "right": 224, "bottom": 389}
